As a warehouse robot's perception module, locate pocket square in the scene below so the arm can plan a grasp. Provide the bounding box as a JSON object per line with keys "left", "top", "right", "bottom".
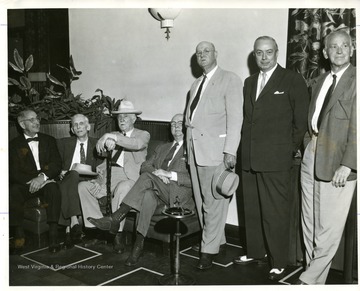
{"left": 274, "top": 91, "right": 284, "bottom": 94}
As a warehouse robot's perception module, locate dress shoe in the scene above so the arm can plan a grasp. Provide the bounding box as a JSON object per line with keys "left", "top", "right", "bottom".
{"left": 49, "top": 231, "right": 61, "bottom": 253}
{"left": 192, "top": 243, "right": 226, "bottom": 252}
{"left": 197, "top": 253, "right": 215, "bottom": 270}
{"left": 293, "top": 279, "right": 307, "bottom": 285}
{"left": 88, "top": 207, "right": 128, "bottom": 234}
{"left": 10, "top": 238, "right": 25, "bottom": 254}
{"left": 70, "top": 224, "right": 83, "bottom": 243}
{"left": 14, "top": 238, "right": 25, "bottom": 249}
{"left": 268, "top": 268, "right": 286, "bottom": 281}
{"left": 62, "top": 233, "right": 74, "bottom": 250}
{"left": 233, "top": 255, "right": 268, "bottom": 265}
{"left": 113, "top": 232, "right": 125, "bottom": 254}
{"left": 125, "top": 237, "right": 144, "bottom": 266}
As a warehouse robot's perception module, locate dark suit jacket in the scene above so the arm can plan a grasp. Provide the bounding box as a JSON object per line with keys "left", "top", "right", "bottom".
{"left": 57, "top": 136, "right": 101, "bottom": 172}
{"left": 241, "top": 65, "right": 309, "bottom": 172}
{"left": 141, "top": 142, "right": 194, "bottom": 210}
{"left": 306, "top": 64, "right": 356, "bottom": 181}
{"left": 9, "top": 132, "right": 62, "bottom": 185}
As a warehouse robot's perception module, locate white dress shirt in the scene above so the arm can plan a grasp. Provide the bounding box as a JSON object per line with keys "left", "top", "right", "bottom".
{"left": 256, "top": 64, "right": 277, "bottom": 100}
{"left": 70, "top": 138, "right": 89, "bottom": 170}
{"left": 24, "top": 133, "right": 40, "bottom": 170}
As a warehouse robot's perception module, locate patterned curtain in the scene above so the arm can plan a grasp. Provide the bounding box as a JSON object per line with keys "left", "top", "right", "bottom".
{"left": 286, "top": 8, "right": 356, "bottom": 85}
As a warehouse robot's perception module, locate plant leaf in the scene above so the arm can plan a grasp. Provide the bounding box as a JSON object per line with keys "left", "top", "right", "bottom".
{"left": 9, "top": 61, "right": 23, "bottom": 73}
{"left": 24, "top": 55, "right": 34, "bottom": 72}
{"left": 47, "top": 73, "right": 65, "bottom": 87}
{"left": 20, "top": 76, "right": 31, "bottom": 90}
{"left": 14, "top": 49, "right": 25, "bottom": 71}
{"left": 8, "top": 77, "right": 21, "bottom": 86}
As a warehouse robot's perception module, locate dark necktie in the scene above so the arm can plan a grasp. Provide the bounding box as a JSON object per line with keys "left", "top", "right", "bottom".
{"left": 190, "top": 74, "right": 207, "bottom": 120}
{"left": 111, "top": 132, "right": 126, "bottom": 166}
{"left": 80, "top": 143, "right": 86, "bottom": 164}
{"left": 317, "top": 74, "right": 337, "bottom": 128}
{"left": 26, "top": 137, "right": 39, "bottom": 143}
{"left": 161, "top": 142, "right": 179, "bottom": 170}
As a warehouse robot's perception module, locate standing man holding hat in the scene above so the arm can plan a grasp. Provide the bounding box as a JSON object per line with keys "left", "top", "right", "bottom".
{"left": 78, "top": 100, "right": 150, "bottom": 254}
{"left": 184, "top": 41, "right": 243, "bottom": 270}
{"left": 57, "top": 113, "right": 102, "bottom": 249}
{"left": 234, "top": 36, "right": 309, "bottom": 281}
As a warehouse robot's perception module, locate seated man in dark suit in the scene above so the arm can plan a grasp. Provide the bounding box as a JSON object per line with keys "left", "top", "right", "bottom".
{"left": 88, "top": 113, "right": 195, "bottom": 266}
{"left": 57, "top": 114, "right": 102, "bottom": 248}
{"left": 9, "top": 109, "right": 62, "bottom": 253}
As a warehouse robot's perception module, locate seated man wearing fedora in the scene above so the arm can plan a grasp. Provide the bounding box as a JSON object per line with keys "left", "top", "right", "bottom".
{"left": 57, "top": 113, "right": 102, "bottom": 249}
{"left": 78, "top": 100, "right": 150, "bottom": 254}
{"left": 87, "top": 113, "right": 195, "bottom": 266}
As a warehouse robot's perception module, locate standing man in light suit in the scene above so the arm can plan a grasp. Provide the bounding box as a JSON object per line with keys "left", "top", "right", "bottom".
{"left": 296, "top": 30, "right": 356, "bottom": 285}
{"left": 233, "top": 36, "right": 309, "bottom": 281}
{"left": 185, "top": 41, "right": 243, "bottom": 270}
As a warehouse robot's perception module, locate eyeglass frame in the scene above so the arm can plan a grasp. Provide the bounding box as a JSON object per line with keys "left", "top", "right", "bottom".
{"left": 21, "top": 116, "right": 41, "bottom": 123}
{"left": 195, "top": 49, "right": 215, "bottom": 57}
{"left": 170, "top": 121, "right": 183, "bottom": 128}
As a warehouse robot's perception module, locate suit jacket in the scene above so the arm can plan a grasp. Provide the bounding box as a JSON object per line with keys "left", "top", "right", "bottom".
{"left": 96, "top": 127, "right": 150, "bottom": 182}
{"left": 306, "top": 64, "right": 356, "bottom": 181}
{"left": 241, "top": 65, "right": 309, "bottom": 172}
{"left": 141, "top": 142, "right": 194, "bottom": 209}
{"left": 185, "top": 67, "right": 243, "bottom": 166}
{"left": 9, "top": 132, "right": 62, "bottom": 185}
{"left": 57, "top": 136, "right": 101, "bottom": 172}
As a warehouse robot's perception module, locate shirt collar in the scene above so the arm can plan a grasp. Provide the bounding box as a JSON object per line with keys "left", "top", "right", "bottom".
{"left": 331, "top": 63, "right": 350, "bottom": 80}
{"left": 260, "top": 63, "right": 278, "bottom": 78}
{"left": 204, "top": 65, "right": 218, "bottom": 79}
{"left": 24, "top": 133, "right": 38, "bottom": 139}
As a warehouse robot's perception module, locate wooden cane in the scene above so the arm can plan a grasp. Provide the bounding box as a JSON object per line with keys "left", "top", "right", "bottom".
{"left": 105, "top": 149, "right": 112, "bottom": 216}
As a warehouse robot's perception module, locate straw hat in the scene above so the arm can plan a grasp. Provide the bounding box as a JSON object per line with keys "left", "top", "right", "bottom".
{"left": 111, "top": 100, "right": 142, "bottom": 115}
{"left": 212, "top": 163, "right": 239, "bottom": 200}
{"left": 71, "top": 163, "right": 97, "bottom": 176}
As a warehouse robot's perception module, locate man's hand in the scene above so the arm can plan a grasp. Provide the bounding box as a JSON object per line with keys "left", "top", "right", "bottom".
{"left": 96, "top": 133, "right": 110, "bottom": 153}
{"left": 105, "top": 138, "right": 116, "bottom": 151}
{"left": 332, "top": 165, "right": 351, "bottom": 187}
{"left": 59, "top": 170, "right": 68, "bottom": 180}
{"left": 152, "top": 169, "right": 171, "bottom": 184}
{"left": 26, "top": 176, "right": 45, "bottom": 194}
{"left": 224, "top": 153, "right": 236, "bottom": 169}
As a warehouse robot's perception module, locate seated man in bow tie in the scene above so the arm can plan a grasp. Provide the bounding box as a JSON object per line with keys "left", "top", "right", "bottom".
{"left": 9, "top": 109, "right": 62, "bottom": 253}
{"left": 78, "top": 101, "right": 150, "bottom": 254}
{"left": 88, "top": 113, "right": 195, "bottom": 266}
{"left": 57, "top": 114, "right": 103, "bottom": 249}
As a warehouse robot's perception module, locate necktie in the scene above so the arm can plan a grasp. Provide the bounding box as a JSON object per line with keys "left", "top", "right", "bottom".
{"left": 80, "top": 143, "right": 86, "bottom": 164}
{"left": 190, "top": 75, "right": 207, "bottom": 119}
{"left": 26, "top": 137, "right": 39, "bottom": 143}
{"left": 161, "top": 142, "right": 179, "bottom": 170}
{"left": 259, "top": 72, "right": 267, "bottom": 92}
{"left": 317, "top": 74, "right": 337, "bottom": 128}
{"left": 111, "top": 132, "right": 126, "bottom": 166}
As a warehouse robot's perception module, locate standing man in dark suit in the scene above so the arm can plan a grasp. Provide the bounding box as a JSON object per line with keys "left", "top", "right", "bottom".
{"left": 88, "top": 113, "right": 195, "bottom": 266}
{"left": 184, "top": 41, "right": 243, "bottom": 270}
{"left": 233, "top": 36, "right": 309, "bottom": 280}
{"left": 57, "top": 113, "right": 101, "bottom": 248}
{"left": 296, "top": 30, "right": 356, "bottom": 285}
{"left": 9, "top": 109, "right": 62, "bottom": 253}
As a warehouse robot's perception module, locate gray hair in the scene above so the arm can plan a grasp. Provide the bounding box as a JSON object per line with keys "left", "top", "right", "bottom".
{"left": 253, "top": 36, "right": 279, "bottom": 51}
{"left": 324, "top": 29, "right": 352, "bottom": 48}
{"left": 71, "top": 114, "right": 89, "bottom": 127}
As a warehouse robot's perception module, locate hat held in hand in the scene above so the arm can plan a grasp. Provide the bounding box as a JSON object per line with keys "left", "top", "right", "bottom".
{"left": 111, "top": 100, "right": 142, "bottom": 115}
{"left": 212, "top": 163, "right": 239, "bottom": 199}
{"left": 71, "top": 163, "right": 98, "bottom": 176}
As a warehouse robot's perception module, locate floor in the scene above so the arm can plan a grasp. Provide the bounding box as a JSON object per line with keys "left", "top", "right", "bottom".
{"left": 8, "top": 227, "right": 356, "bottom": 286}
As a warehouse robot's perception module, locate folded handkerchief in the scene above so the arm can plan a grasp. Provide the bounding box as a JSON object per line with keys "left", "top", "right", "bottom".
{"left": 274, "top": 91, "right": 284, "bottom": 94}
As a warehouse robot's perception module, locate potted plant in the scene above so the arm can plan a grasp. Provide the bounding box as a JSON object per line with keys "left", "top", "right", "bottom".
{"left": 8, "top": 49, "right": 121, "bottom": 133}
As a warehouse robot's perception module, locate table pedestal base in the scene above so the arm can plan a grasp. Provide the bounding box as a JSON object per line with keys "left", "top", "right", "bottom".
{"left": 159, "top": 273, "right": 195, "bottom": 285}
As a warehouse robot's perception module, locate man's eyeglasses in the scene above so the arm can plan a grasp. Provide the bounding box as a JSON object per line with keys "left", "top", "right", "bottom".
{"left": 21, "top": 117, "right": 41, "bottom": 123}
{"left": 171, "top": 121, "right": 183, "bottom": 128}
{"left": 196, "top": 49, "right": 214, "bottom": 57}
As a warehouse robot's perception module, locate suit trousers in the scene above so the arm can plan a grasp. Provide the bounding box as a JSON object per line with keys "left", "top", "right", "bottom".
{"left": 78, "top": 166, "right": 135, "bottom": 230}
{"left": 9, "top": 182, "right": 61, "bottom": 226}
{"left": 122, "top": 172, "right": 169, "bottom": 237}
{"left": 242, "top": 168, "right": 291, "bottom": 268}
{"left": 300, "top": 135, "right": 356, "bottom": 284}
{"left": 188, "top": 142, "right": 228, "bottom": 254}
{"left": 58, "top": 170, "right": 82, "bottom": 226}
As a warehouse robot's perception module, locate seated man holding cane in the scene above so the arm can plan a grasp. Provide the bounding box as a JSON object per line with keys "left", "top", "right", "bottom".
{"left": 87, "top": 113, "right": 195, "bottom": 266}
{"left": 78, "top": 100, "right": 150, "bottom": 253}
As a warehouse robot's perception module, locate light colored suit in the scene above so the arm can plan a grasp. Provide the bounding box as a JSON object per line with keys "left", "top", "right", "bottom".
{"left": 79, "top": 128, "right": 150, "bottom": 229}
{"left": 300, "top": 64, "right": 357, "bottom": 284}
{"left": 185, "top": 67, "right": 243, "bottom": 254}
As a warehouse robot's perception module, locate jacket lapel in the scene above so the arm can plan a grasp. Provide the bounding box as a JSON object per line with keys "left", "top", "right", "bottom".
{"left": 168, "top": 144, "right": 183, "bottom": 168}
{"left": 256, "top": 65, "right": 283, "bottom": 101}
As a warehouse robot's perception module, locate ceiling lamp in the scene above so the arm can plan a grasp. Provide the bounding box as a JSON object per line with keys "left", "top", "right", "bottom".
{"left": 149, "top": 8, "right": 181, "bottom": 41}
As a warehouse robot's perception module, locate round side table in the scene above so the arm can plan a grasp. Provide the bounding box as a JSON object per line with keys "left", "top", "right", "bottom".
{"left": 158, "top": 207, "right": 195, "bottom": 285}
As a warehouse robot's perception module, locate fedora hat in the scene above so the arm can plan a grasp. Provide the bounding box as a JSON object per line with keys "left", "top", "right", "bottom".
{"left": 111, "top": 100, "right": 142, "bottom": 115}
{"left": 71, "top": 163, "right": 98, "bottom": 176}
{"left": 212, "top": 163, "right": 239, "bottom": 200}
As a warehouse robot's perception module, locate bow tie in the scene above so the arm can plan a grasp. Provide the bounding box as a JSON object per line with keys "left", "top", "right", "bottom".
{"left": 26, "top": 137, "right": 39, "bottom": 143}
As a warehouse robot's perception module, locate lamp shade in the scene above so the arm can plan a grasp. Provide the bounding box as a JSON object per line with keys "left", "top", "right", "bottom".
{"left": 149, "top": 8, "right": 181, "bottom": 28}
